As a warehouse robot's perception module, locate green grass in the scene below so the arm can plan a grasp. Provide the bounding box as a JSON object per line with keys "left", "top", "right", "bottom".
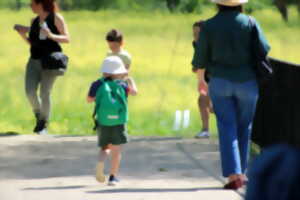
{"left": 0, "top": 7, "right": 300, "bottom": 136}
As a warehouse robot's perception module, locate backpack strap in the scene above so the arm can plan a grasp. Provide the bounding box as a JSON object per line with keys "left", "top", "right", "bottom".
{"left": 112, "top": 80, "right": 128, "bottom": 107}
{"left": 92, "top": 78, "right": 105, "bottom": 130}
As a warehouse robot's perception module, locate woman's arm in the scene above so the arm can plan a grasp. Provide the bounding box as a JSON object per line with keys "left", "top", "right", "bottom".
{"left": 14, "top": 25, "right": 30, "bottom": 33}
{"left": 18, "top": 31, "right": 31, "bottom": 45}
{"left": 42, "top": 13, "right": 70, "bottom": 43}
{"left": 14, "top": 21, "right": 32, "bottom": 45}
{"left": 196, "top": 69, "right": 208, "bottom": 96}
{"left": 126, "top": 77, "right": 138, "bottom": 96}
{"left": 192, "top": 24, "right": 209, "bottom": 95}
{"left": 255, "top": 20, "right": 271, "bottom": 54}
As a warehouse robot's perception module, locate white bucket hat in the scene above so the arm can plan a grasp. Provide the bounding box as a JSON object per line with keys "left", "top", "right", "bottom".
{"left": 211, "top": 0, "right": 248, "bottom": 6}
{"left": 100, "top": 56, "right": 128, "bottom": 75}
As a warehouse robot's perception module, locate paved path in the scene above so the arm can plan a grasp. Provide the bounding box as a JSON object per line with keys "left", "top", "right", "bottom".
{"left": 0, "top": 135, "right": 245, "bottom": 200}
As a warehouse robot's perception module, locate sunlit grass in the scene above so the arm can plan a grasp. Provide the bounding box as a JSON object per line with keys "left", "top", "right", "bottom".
{"left": 0, "top": 7, "right": 299, "bottom": 136}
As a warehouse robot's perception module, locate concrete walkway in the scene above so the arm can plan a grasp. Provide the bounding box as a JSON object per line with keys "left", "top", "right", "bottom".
{"left": 0, "top": 135, "right": 245, "bottom": 200}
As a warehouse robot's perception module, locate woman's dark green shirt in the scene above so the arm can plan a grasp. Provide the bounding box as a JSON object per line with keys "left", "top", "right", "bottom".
{"left": 192, "top": 11, "right": 270, "bottom": 82}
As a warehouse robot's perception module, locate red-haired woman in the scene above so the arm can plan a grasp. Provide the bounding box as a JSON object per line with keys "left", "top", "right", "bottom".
{"left": 14, "top": 0, "right": 70, "bottom": 134}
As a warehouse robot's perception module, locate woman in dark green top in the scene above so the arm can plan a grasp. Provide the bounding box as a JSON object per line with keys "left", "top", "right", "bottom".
{"left": 192, "top": 0, "right": 270, "bottom": 190}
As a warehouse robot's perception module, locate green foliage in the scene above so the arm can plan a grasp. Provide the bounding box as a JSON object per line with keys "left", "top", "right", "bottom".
{"left": 0, "top": 0, "right": 28, "bottom": 10}
{"left": 179, "top": 0, "right": 201, "bottom": 13}
{"left": 56, "top": 0, "right": 164, "bottom": 11}
{"left": 0, "top": 0, "right": 285, "bottom": 14}
{"left": 58, "top": 0, "right": 73, "bottom": 10}
{"left": 244, "top": 0, "right": 272, "bottom": 14}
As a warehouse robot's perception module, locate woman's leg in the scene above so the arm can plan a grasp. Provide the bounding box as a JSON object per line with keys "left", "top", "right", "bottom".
{"left": 198, "top": 94, "right": 210, "bottom": 131}
{"left": 40, "top": 70, "right": 58, "bottom": 121}
{"left": 235, "top": 80, "right": 258, "bottom": 174}
{"left": 25, "top": 59, "right": 42, "bottom": 117}
{"left": 209, "top": 78, "right": 242, "bottom": 178}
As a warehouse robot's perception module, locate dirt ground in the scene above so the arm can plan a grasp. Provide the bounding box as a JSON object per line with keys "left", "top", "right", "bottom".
{"left": 0, "top": 135, "right": 244, "bottom": 200}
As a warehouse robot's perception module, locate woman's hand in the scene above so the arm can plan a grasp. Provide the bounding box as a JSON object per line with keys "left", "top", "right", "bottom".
{"left": 40, "top": 26, "right": 52, "bottom": 38}
{"left": 14, "top": 24, "right": 29, "bottom": 35}
{"left": 198, "top": 79, "right": 208, "bottom": 96}
{"left": 195, "top": 68, "right": 208, "bottom": 95}
{"left": 14, "top": 24, "right": 30, "bottom": 44}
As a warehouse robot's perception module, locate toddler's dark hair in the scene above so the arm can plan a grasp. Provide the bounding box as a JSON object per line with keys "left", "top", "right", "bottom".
{"left": 106, "top": 29, "right": 123, "bottom": 43}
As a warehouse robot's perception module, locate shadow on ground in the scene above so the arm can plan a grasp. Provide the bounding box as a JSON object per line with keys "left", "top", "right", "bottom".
{"left": 22, "top": 185, "right": 88, "bottom": 191}
{"left": 0, "top": 132, "right": 20, "bottom": 137}
{"left": 86, "top": 187, "right": 223, "bottom": 194}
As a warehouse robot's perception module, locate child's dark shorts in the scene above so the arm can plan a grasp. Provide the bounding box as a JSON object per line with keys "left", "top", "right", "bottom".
{"left": 97, "top": 124, "right": 129, "bottom": 148}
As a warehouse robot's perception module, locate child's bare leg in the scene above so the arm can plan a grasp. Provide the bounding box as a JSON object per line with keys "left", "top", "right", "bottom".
{"left": 209, "top": 98, "right": 214, "bottom": 113}
{"left": 109, "top": 145, "right": 122, "bottom": 176}
{"left": 96, "top": 145, "right": 111, "bottom": 183}
{"left": 99, "top": 145, "right": 111, "bottom": 161}
{"left": 198, "top": 95, "right": 210, "bottom": 131}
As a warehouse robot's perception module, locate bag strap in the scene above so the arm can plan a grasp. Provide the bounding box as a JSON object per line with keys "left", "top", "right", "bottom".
{"left": 92, "top": 78, "right": 105, "bottom": 130}
{"left": 248, "top": 16, "right": 255, "bottom": 28}
{"left": 112, "top": 80, "right": 127, "bottom": 108}
{"left": 249, "top": 16, "right": 257, "bottom": 40}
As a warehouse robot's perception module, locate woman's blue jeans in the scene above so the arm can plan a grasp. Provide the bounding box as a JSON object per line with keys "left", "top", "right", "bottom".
{"left": 209, "top": 78, "right": 258, "bottom": 177}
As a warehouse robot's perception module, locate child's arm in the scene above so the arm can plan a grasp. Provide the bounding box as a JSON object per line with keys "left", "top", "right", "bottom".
{"left": 126, "top": 77, "right": 138, "bottom": 96}
{"left": 124, "top": 52, "right": 131, "bottom": 70}
{"left": 87, "top": 80, "right": 101, "bottom": 103}
{"left": 87, "top": 96, "right": 95, "bottom": 103}
{"left": 125, "top": 64, "right": 131, "bottom": 70}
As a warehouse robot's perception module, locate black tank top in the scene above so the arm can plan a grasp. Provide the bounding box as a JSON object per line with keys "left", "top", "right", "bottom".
{"left": 29, "top": 13, "right": 62, "bottom": 59}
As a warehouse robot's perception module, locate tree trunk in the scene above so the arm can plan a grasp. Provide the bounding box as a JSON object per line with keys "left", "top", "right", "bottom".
{"left": 166, "top": 0, "right": 180, "bottom": 12}
{"left": 274, "top": 0, "right": 289, "bottom": 21}
{"left": 298, "top": 0, "right": 300, "bottom": 18}
{"left": 16, "top": 0, "right": 21, "bottom": 10}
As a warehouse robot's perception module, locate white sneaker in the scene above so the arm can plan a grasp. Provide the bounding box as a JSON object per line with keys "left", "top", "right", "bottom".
{"left": 38, "top": 128, "right": 48, "bottom": 135}
{"left": 195, "top": 131, "right": 210, "bottom": 138}
{"left": 96, "top": 162, "right": 105, "bottom": 183}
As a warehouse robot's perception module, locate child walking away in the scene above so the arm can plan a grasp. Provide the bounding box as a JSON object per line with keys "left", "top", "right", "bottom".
{"left": 192, "top": 20, "right": 213, "bottom": 138}
{"left": 87, "top": 56, "right": 138, "bottom": 186}
{"left": 106, "top": 29, "right": 132, "bottom": 70}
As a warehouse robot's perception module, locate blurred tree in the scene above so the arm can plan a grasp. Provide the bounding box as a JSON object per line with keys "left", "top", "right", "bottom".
{"left": 181, "top": 0, "right": 199, "bottom": 13}
{"left": 274, "top": 0, "right": 289, "bottom": 20}
{"left": 244, "top": 0, "right": 271, "bottom": 14}
{"left": 58, "top": 0, "right": 73, "bottom": 10}
{"left": 166, "top": 0, "right": 180, "bottom": 12}
{"left": 16, "top": 0, "right": 21, "bottom": 10}
{"left": 274, "top": 0, "right": 300, "bottom": 21}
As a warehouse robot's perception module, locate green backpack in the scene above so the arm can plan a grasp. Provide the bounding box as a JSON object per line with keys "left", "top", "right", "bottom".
{"left": 95, "top": 78, "right": 128, "bottom": 126}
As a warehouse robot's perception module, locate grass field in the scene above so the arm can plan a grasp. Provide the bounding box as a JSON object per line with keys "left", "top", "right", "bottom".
{"left": 0, "top": 7, "right": 300, "bottom": 136}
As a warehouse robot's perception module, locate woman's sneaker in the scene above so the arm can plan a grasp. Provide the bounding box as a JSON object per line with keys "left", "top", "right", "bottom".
{"left": 195, "top": 130, "right": 210, "bottom": 138}
{"left": 34, "top": 120, "right": 48, "bottom": 134}
{"left": 108, "top": 175, "right": 119, "bottom": 186}
{"left": 96, "top": 162, "right": 105, "bottom": 183}
{"left": 38, "top": 128, "right": 48, "bottom": 135}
